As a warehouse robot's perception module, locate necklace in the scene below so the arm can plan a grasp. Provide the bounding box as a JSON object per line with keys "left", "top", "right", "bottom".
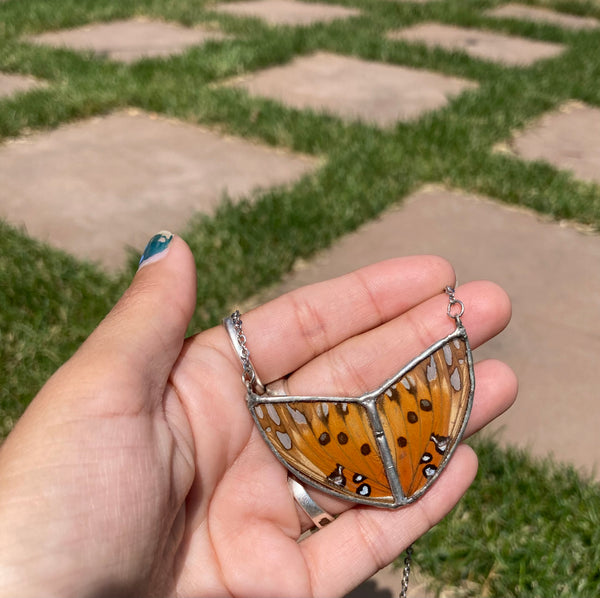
{"left": 224, "top": 286, "right": 474, "bottom": 595}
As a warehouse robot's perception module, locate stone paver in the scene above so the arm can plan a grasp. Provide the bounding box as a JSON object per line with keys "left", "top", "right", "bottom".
{"left": 224, "top": 52, "right": 477, "bottom": 127}
{"left": 388, "top": 23, "right": 565, "bottom": 66}
{"left": 506, "top": 101, "right": 600, "bottom": 185}
{"left": 28, "top": 18, "right": 227, "bottom": 63}
{"left": 250, "top": 186, "right": 600, "bottom": 478}
{"left": 212, "top": 0, "right": 360, "bottom": 26}
{"left": 486, "top": 4, "right": 600, "bottom": 30}
{"left": 0, "top": 73, "right": 43, "bottom": 98}
{"left": 346, "top": 562, "right": 435, "bottom": 598}
{"left": 0, "top": 111, "right": 318, "bottom": 269}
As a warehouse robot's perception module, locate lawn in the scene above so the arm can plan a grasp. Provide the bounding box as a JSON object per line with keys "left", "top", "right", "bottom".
{"left": 1, "top": 0, "right": 600, "bottom": 595}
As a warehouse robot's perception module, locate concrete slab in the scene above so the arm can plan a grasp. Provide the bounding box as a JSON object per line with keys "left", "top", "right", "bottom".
{"left": 346, "top": 562, "right": 436, "bottom": 598}
{"left": 486, "top": 4, "right": 600, "bottom": 30}
{"left": 388, "top": 23, "right": 565, "bottom": 66}
{"left": 505, "top": 101, "right": 600, "bottom": 185}
{"left": 27, "top": 18, "right": 227, "bottom": 63}
{"left": 0, "top": 72, "right": 42, "bottom": 98}
{"left": 212, "top": 0, "right": 360, "bottom": 26}
{"left": 0, "top": 110, "right": 318, "bottom": 269}
{"left": 224, "top": 52, "right": 477, "bottom": 127}
{"left": 248, "top": 186, "right": 600, "bottom": 479}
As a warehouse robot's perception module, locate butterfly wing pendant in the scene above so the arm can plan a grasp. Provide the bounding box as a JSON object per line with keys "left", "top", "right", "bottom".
{"left": 248, "top": 324, "right": 474, "bottom": 508}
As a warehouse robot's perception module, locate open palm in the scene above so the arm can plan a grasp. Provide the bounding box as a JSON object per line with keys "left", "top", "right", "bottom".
{"left": 0, "top": 236, "right": 516, "bottom": 597}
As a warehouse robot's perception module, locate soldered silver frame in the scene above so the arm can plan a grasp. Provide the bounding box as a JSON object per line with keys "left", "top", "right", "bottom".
{"left": 246, "top": 324, "right": 475, "bottom": 509}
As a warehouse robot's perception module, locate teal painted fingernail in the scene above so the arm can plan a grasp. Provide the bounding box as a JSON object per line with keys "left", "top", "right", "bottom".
{"left": 138, "top": 231, "right": 174, "bottom": 270}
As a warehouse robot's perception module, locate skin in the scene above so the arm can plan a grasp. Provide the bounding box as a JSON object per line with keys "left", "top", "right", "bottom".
{"left": 0, "top": 236, "right": 517, "bottom": 597}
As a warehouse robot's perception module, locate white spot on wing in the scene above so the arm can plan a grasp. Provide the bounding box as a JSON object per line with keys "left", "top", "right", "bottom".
{"left": 266, "top": 404, "right": 281, "bottom": 425}
{"left": 450, "top": 368, "right": 461, "bottom": 391}
{"left": 255, "top": 405, "right": 264, "bottom": 419}
{"left": 287, "top": 405, "right": 307, "bottom": 425}
{"left": 427, "top": 356, "right": 438, "bottom": 382}
{"left": 443, "top": 344, "right": 453, "bottom": 366}
{"left": 401, "top": 377, "right": 410, "bottom": 390}
{"left": 276, "top": 431, "right": 292, "bottom": 450}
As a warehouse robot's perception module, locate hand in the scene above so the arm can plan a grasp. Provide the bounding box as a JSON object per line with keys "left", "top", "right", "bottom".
{"left": 0, "top": 235, "right": 516, "bottom": 597}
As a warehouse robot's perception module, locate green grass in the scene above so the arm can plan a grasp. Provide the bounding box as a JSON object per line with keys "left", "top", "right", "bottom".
{"left": 1, "top": 0, "right": 600, "bottom": 595}
{"left": 419, "top": 436, "right": 600, "bottom": 597}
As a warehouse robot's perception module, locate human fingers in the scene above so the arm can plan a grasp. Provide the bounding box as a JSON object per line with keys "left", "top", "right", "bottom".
{"left": 280, "top": 280, "right": 510, "bottom": 397}
{"left": 464, "top": 359, "right": 518, "bottom": 436}
{"left": 204, "top": 256, "right": 455, "bottom": 383}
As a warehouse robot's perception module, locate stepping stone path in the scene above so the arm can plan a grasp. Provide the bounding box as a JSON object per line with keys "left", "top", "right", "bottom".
{"left": 388, "top": 23, "right": 565, "bottom": 66}
{"left": 253, "top": 186, "right": 600, "bottom": 479}
{"left": 486, "top": 3, "right": 600, "bottom": 30}
{"left": 224, "top": 52, "right": 477, "bottom": 127}
{"left": 212, "top": 0, "right": 360, "bottom": 26}
{"left": 504, "top": 101, "right": 600, "bottom": 185}
{"left": 0, "top": 73, "right": 43, "bottom": 98}
{"left": 0, "top": 111, "right": 318, "bottom": 269}
{"left": 28, "top": 18, "right": 227, "bottom": 63}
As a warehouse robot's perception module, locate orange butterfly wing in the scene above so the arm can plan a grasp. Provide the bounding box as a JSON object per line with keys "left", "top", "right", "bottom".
{"left": 253, "top": 400, "right": 395, "bottom": 504}
{"left": 250, "top": 330, "right": 473, "bottom": 508}
{"left": 377, "top": 336, "right": 472, "bottom": 499}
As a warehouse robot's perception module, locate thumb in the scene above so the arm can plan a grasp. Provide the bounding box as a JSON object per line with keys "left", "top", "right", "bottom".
{"left": 10, "top": 231, "right": 196, "bottom": 434}
{"left": 79, "top": 231, "right": 197, "bottom": 400}
{"left": 26, "top": 231, "right": 198, "bottom": 421}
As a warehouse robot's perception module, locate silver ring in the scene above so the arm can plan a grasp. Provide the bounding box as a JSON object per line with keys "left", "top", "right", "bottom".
{"left": 288, "top": 477, "right": 334, "bottom": 529}
{"left": 265, "top": 377, "right": 289, "bottom": 396}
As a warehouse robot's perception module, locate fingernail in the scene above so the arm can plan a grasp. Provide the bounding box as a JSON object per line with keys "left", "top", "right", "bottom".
{"left": 138, "top": 231, "right": 174, "bottom": 270}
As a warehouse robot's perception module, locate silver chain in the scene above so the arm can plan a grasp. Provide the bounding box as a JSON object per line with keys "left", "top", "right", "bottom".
{"left": 229, "top": 310, "right": 264, "bottom": 394}
{"left": 230, "top": 310, "right": 256, "bottom": 389}
{"left": 399, "top": 545, "right": 413, "bottom": 598}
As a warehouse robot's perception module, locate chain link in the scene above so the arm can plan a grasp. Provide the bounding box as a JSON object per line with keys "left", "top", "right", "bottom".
{"left": 231, "top": 310, "right": 255, "bottom": 388}
{"left": 445, "top": 286, "right": 465, "bottom": 325}
{"left": 230, "top": 310, "right": 265, "bottom": 394}
{"left": 399, "top": 545, "right": 413, "bottom": 598}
